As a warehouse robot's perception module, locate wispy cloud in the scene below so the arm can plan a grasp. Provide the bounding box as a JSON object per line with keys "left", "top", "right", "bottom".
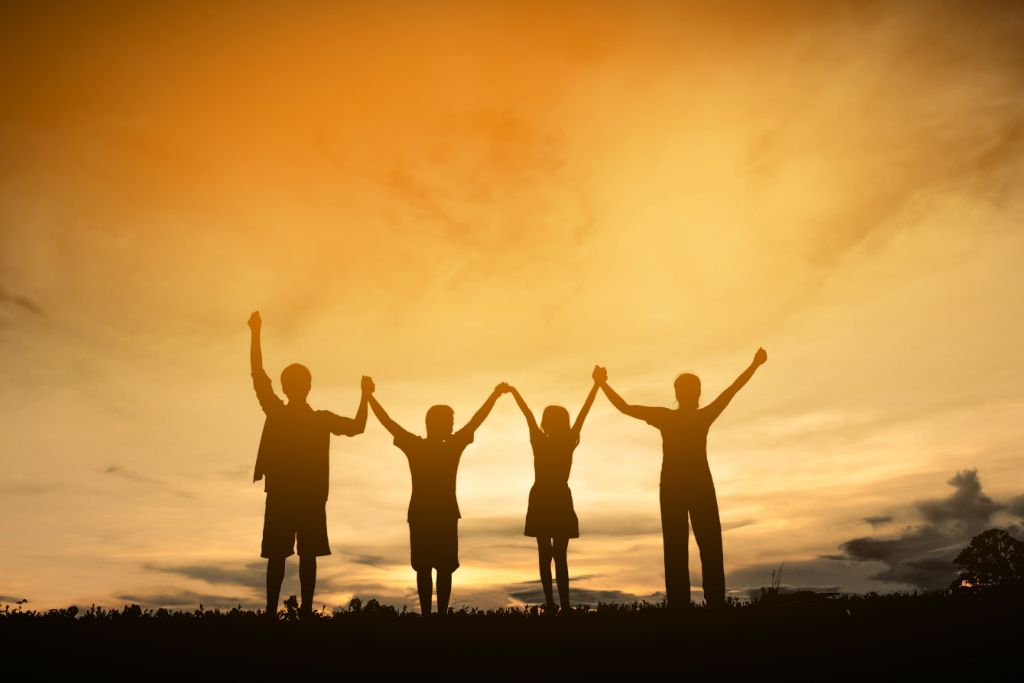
{"left": 102, "top": 465, "right": 195, "bottom": 499}
{"left": 116, "top": 590, "right": 248, "bottom": 609}
{"left": 0, "top": 283, "right": 43, "bottom": 315}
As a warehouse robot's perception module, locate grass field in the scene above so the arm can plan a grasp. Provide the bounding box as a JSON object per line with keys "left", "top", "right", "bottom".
{"left": 2, "top": 590, "right": 1019, "bottom": 678}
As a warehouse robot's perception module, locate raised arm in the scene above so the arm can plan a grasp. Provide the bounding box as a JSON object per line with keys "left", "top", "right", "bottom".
{"left": 249, "top": 311, "right": 263, "bottom": 375}
{"left": 597, "top": 366, "right": 666, "bottom": 423}
{"left": 570, "top": 372, "right": 602, "bottom": 439}
{"left": 508, "top": 386, "right": 540, "bottom": 436}
{"left": 248, "top": 311, "right": 283, "bottom": 415}
{"left": 703, "top": 348, "right": 767, "bottom": 423}
{"left": 368, "top": 392, "right": 412, "bottom": 441}
{"left": 458, "top": 383, "right": 509, "bottom": 437}
{"left": 322, "top": 376, "right": 372, "bottom": 437}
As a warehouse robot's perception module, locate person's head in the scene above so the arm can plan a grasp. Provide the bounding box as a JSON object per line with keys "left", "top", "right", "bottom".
{"left": 425, "top": 404, "right": 455, "bottom": 439}
{"left": 541, "top": 405, "right": 571, "bottom": 437}
{"left": 674, "top": 372, "right": 700, "bottom": 409}
{"left": 281, "top": 363, "right": 312, "bottom": 402}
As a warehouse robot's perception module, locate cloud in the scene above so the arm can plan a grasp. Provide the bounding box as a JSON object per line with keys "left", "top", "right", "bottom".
{"left": 116, "top": 590, "right": 249, "bottom": 609}
{"left": 0, "top": 594, "right": 28, "bottom": 603}
{"left": 506, "top": 583, "right": 663, "bottom": 606}
{"left": 1005, "top": 495, "right": 1024, "bottom": 519}
{"left": 834, "top": 469, "right": 1022, "bottom": 590}
{"left": 146, "top": 562, "right": 266, "bottom": 591}
{"left": 0, "top": 481, "right": 55, "bottom": 495}
{"left": 916, "top": 470, "right": 1003, "bottom": 531}
{"left": 336, "top": 549, "right": 403, "bottom": 568}
{"left": 102, "top": 464, "right": 195, "bottom": 499}
{"left": 0, "top": 284, "right": 43, "bottom": 315}
{"left": 863, "top": 516, "right": 893, "bottom": 528}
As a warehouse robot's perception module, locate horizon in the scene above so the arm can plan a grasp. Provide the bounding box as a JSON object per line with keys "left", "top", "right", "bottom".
{"left": 2, "top": 1, "right": 1024, "bottom": 612}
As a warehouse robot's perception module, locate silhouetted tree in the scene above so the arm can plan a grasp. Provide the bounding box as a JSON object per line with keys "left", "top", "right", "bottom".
{"left": 952, "top": 528, "right": 1024, "bottom": 590}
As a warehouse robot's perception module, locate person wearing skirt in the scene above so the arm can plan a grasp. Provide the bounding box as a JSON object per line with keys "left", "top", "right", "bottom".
{"left": 508, "top": 367, "right": 603, "bottom": 611}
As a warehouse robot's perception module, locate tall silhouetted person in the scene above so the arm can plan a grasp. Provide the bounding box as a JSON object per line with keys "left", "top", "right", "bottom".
{"left": 248, "top": 311, "right": 371, "bottom": 617}
{"left": 507, "top": 369, "right": 601, "bottom": 612}
{"left": 597, "top": 349, "right": 767, "bottom": 609}
{"left": 367, "top": 382, "right": 509, "bottom": 617}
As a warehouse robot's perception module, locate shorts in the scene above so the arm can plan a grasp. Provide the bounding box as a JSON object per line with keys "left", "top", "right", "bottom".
{"left": 261, "top": 494, "right": 331, "bottom": 558}
{"left": 409, "top": 518, "right": 459, "bottom": 572}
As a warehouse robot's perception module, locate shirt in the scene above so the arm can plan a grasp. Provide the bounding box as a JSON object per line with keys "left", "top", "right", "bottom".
{"left": 251, "top": 369, "right": 361, "bottom": 503}
{"left": 642, "top": 406, "right": 719, "bottom": 486}
{"left": 393, "top": 427, "right": 474, "bottom": 523}
{"left": 529, "top": 426, "right": 579, "bottom": 489}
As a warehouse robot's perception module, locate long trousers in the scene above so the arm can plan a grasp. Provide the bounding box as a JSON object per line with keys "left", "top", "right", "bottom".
{"left": 659, "top": 476, "right": 725, "bottom": 608}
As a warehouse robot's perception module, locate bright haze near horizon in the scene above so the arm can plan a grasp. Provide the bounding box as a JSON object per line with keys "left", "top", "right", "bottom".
{"left": 2, "top": 1, "right": 1023, "bottom": 610}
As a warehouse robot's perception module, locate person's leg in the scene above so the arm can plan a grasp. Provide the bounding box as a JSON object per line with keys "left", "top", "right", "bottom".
{"left": 553, "top": 537, "right": 571, "bottom": 610}
{"left": 298, "top": 555, "right": 317, "bottom": 615}
{"left": 416, "top": 569, "right": 433, "bottom": 616}
{"left": 659, "top": 486, "right": 691, "bottom": 609}
{"left": 536, "top": 538, "right": 555, "bottom": 608}
{"left": 690, "top": 480, "right": 725, "bottom": 608}
{"left": 266, "top": 557, "right": 285, "bottom": 617}
{"left": 436, "top": 571, "right": 452, "bottom": 617}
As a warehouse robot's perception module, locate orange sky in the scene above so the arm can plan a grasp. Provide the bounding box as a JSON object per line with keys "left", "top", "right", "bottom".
{"left": 2, "top": 1, "right": 1023, "bottom": 609}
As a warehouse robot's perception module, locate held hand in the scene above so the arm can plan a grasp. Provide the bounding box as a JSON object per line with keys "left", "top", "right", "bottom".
{"left": 247, "top": 311, "right": 262, "bottom": 331}
{"left": 361, "top": 376, "right": 375, "bottom": 394}
{"left": 592, "top": 365, "right": 608, "bottom": 384}
{"left": 753, "top": 347, "right": 768, "bottom": 366}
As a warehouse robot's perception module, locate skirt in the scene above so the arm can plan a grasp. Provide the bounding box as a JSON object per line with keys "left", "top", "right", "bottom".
{"left": 524, "top": 483, "right": 579, "bottom": 539}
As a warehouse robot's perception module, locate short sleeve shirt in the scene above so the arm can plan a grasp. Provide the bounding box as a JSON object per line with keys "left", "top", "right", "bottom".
{"left": 643, "top": 407, "right": 716, "bottom": 486}
{"left": 252, "top": 370, "right": 359, "bottom": 503}
{"left": 394, "top": 428, "right": 474, "bottom": 523}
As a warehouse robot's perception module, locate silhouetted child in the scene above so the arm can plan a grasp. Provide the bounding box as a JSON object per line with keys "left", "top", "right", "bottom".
{"left": 507, "top": 368, "right": 600, "bottom": 612}
{"left": 367, "top": 382, "right": 508, "bottom": 617}
{"left": 597, "top": 348, "right": 767, "bottom": 609}
{"left": 248, "top": 311, "right": 372, "bottom": 617}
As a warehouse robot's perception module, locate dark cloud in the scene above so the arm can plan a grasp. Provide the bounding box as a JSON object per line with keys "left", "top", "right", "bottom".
{"left": 116, "top": 590, "right": 250, "bottom": 609}
{"left": 507, "top": 584, "right": 663, "bottom": 606}
{"left": 0, "top": 594, "right": 28, "bottom": 603}
{"left": 916, "top": 470, "right": 1002, "bottom": 531}
{"left": 863, "top": 515, "right": 892, "bottom": 528}
{"left": 0, "top": 284, "right": 44, "bottom": 315}
{"left": 1006, "top": 495, "right": 1024, "bottom": 519}
{"left": 102, "top": 464, "right": 195, "bottom": 499}
{"left": 461, "top": 514, "right": 747, "bottom": 539}
{"left": 834, "top": 470, "right": 1022, "bottom": 590}
{"left": 336, "top": 549, "right": 403, "bottom": 568}
{"left": 146, "top": 562, "right": 266, "bottom": 591}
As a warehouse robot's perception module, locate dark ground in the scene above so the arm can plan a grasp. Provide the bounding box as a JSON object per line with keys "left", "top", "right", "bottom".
{"left": 2, "top": 591, "right": 1019, "bottom": 679}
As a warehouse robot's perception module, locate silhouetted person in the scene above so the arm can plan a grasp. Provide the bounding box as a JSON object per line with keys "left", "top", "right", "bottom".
{"left": 248, "top": 311, "right": 371, "bottom": 618}
{"left": 507, "top": 369, "right": 600, "bottom": 612}
{"left": 367, "top": 382, "right": 509, "bottom": 617}
{"left": 597, "top": 349, "right": 767, "bottom": 609}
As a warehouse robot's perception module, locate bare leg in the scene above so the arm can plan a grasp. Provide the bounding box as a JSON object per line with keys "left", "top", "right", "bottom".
{"left": 553, "top": 537, "right": 571, "bottom": 610}
{"left": 537, "top": 538, "right": 555, "bottom": 608}
{"left": 266, "top": 557, "right": 285, "bottom": 617}
{"left": 416, "top": 569, "right": 433, "bottom": 616}
{"left": 436, "top": 571, "right": 452, "bottom": 617}
{"left": 298, "top": 555, "right": 317, "bottom": 615}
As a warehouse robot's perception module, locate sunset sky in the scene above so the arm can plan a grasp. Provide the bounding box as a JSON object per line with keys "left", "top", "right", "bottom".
{"left": 2, "top": 1, "right": 1023, "bottom": 611}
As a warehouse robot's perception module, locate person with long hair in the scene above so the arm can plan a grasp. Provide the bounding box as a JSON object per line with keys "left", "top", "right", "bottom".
{"left": 507, "top": 367, "right": 602, "bottom": 612}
